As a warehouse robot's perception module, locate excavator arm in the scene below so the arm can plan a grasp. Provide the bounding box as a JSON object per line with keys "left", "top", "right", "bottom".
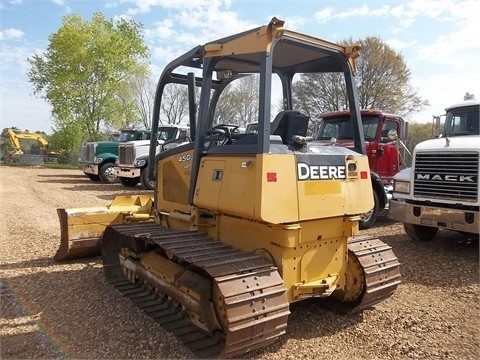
{"left": 6, "top": 128, "right": 51, "bottom": 153}
{"left": 7, "top": 128, "right": 23, "bottom": 154}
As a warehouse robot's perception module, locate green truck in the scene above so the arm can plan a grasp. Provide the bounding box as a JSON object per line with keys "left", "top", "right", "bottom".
{"left": 79, "top": 129, "right": 150, "bottom": 183}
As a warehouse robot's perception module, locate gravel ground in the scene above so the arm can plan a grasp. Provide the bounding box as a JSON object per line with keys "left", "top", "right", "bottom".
{"left": 1, "top": 166, "right": 479, "bottom": 360}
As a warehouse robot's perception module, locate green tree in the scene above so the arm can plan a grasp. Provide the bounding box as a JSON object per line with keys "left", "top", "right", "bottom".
{"left": 27, "top": 12, "right": 150, "bottom": 141}
{"left": 406, "top": 121, "right": 439, "bottom": 151}
{"left": 293, "top": 36, "right": 429, "bottom": 119}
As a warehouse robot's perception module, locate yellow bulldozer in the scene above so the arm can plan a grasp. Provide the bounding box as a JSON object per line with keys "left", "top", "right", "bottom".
{"left": 55, "top": 18, "right": 401, "bottom": 358}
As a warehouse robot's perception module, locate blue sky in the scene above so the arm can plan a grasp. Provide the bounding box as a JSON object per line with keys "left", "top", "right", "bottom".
{"left": 1, "top": 0, "right": 479, "bottom": 133}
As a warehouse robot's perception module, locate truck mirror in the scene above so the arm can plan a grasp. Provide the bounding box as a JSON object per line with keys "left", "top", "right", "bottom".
{"left": 388, "top": 129, "right": 398, "bottom": 141}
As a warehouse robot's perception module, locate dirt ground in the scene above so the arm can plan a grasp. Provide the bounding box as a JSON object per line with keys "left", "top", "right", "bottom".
{"left": 1, "top": 166, "right": 478, "bottom": 360}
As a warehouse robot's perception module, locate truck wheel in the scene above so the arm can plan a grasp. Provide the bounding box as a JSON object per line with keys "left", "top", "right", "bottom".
{"left": 85, "top": 173, "right": 100, "bottom": 181}
{"left": 359, "top": 190, "right": 379, "bottom": 230}
{"left": 140, "top": 168, "right": 155, "bottom": 190}
{"left": 404, "top": 223, "right": 438, "bottom": 241}
{"left": 99, "top": 163, "right": 119, "bottom": 184}
{"left": 120, "top": 177, "right": 139, "bottom": 187}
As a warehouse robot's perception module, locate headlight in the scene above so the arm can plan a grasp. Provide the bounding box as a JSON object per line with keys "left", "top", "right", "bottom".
{"left": 393, "top": 180, "right": 410, "bottom": 194}
{"left": 115, "top": 158, "right": 119, "bottom": 166}
{"left": 134, "top": 159, "right": 146, "bottom": 167}
{"left": 94, "top": 156, "right": 103, "bottom": 164}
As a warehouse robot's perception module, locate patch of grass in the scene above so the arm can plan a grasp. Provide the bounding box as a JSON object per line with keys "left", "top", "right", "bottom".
{"left": 0, "top": 161, "right": 79, "bottom": 170}
{"left": 43, "top": 162, "right": 79, "bottom": 170}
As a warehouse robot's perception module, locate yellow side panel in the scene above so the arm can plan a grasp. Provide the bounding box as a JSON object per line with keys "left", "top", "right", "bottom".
{"left": 156, "top": 148, "right": 193, "bottom": 215}
{"left": 256, "top": 154, "right": 299, "bottom": 223}
{"left": 195, "top": 155, "right": 258, "bottom": 219}
{"left": 194, "top": 159, "right": 226, "bottom": 210}
{"left": 217, "top": 156, "right": 257, "bottom": 217}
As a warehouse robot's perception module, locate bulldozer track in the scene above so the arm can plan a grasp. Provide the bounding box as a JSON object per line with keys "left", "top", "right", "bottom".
{"left": 101, "top": 222, "right": 290, "bottom": 359}
{"left": 101, "top": 223, "right": 399, "bottom": 357}
{"left": 346, "top": 235, "right": 401, "bottom": 312}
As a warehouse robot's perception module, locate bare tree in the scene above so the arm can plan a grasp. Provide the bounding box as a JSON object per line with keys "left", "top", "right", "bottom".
{"left": 129, "top": 73, "right": 156, "bottom": 129}
{"left": 160, "top": 83, "right": 189, "bottom": 125}
{"left": 215, "top": 75, "right": 260, "bottom": 126}
{"left": 293, "top": 36, "right": 429, "bottom": 118}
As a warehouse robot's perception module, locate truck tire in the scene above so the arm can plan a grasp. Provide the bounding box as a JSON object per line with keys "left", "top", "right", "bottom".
{"left": 85, "top": 173, "right": 100, "bottom": 181}
{"left": 359, "top": 189, "right": 380, "bottom": 230}
{"left": 99, "top": 163, "right": 119, "bottom": 184}
{"left": 404, "top": 223, "right": 438, "bottom": 241}
{"left": 120, "top": 177, "right": 139, "bottom": 187}
{"left": 140, "top": 167, "right": 155, "bottom": 190}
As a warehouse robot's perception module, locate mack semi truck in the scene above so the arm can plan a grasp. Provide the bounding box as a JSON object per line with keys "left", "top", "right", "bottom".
{"left": 388, "top": 95, "right": 479, "bottom": 241}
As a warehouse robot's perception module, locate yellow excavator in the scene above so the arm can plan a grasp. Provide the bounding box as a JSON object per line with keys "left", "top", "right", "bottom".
{"left": 55, "top": 18, "right": 401, "bottom": 358}
{"left": 4, "top": 128, "right": 57, "bottom": 164}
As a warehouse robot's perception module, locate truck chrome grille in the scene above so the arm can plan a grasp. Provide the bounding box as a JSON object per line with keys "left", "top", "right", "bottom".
{"left": 413, "top": 152, "right": 479, "bottom": 202}
{"left": 118, "top": 144, "right": 134, "bottom": 166}
{"left": 81, "top": 143, "right": 96, "bottom": 163}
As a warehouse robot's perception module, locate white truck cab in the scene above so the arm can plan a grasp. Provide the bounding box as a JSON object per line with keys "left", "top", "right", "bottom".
{"left": 388, "top": 95, "right": 479, "bottom": 240}
{"left": 115, "top": 125, "right": 190, "bottom": 189}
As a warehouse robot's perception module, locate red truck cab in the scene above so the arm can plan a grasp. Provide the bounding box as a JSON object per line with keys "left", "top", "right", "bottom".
{"left": 317, "top": 109, "right": 407, "bottom": 182}
{"left": 316, "top": 109, "right": 408, "bottom": 228}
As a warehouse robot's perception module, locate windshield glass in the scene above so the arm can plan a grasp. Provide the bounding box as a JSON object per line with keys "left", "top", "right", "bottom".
{"left": 245, "top": 123, "right": 259, "bottom": 134}
{"left": 157, "top": 127, "right": 179, "bottom": 141}
{"left": 444, "top": 106, "right": 479, "bottom": 136}
{"left": 117, "top": 131, "right": 136, "bottom": 142}
{"left": 316, "top": 115, "right": 380, "bottom": 141}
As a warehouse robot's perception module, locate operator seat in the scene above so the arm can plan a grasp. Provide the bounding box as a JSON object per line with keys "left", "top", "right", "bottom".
{"left": 271, "top": 110, "right": 309, "bottom": 145}
{"left": 233, "top": 110, "right": 309, "bottom": 145}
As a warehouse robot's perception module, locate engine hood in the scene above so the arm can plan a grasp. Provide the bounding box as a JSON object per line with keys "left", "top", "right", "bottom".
{"left": 415, "top": 135, "right": 480, "bottom": 152}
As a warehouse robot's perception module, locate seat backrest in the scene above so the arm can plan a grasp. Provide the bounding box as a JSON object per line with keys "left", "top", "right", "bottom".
{"left": 271, "top": 110, "right": 309, "bottom": 145}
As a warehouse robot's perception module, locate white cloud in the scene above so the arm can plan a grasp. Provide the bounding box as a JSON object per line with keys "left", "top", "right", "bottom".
{"left": 313, "top": 7, "right": 333, "bottom": 23}
{"left": 10, "top": 0, "right": 22, "bottom": 5}
{"left": 143, "top": 3, "right": 257, "bottom": 51}
{"left": 413, "top": 2, "right": 480, "bottom": 67}
{"left": 51, "top": 0, "right": 64, "bottom": 5}
{"left": 280, "top": 16, "right": 306, "bottom": 31}
{"left": 0, "top": 28, "right": 24, "bottom": 40}
{"left": 313, "top": 0, "right": 477, "bottom": 30}
{"left": 112, "top": 14, "right": 133, "bottom": 23}
{"left": 385, "top": 38, "right": 417, "bottom": 52}
{"left": 145, "top": 19, "right": 177, "bottom": 41}
{"left": 124, "top": 0, "right": 228, "bottom": 15}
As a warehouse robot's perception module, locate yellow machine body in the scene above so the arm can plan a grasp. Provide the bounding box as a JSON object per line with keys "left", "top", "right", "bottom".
{"left": 56, "top": 18, "right": 400, "bottom": 358}
{"left": 156, "top": 148, "right": 374, "bottom": 302}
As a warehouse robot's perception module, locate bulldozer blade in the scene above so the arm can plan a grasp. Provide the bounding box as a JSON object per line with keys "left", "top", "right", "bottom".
{"left": 54, "top": 195, "right": 154, "bottom": 261}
